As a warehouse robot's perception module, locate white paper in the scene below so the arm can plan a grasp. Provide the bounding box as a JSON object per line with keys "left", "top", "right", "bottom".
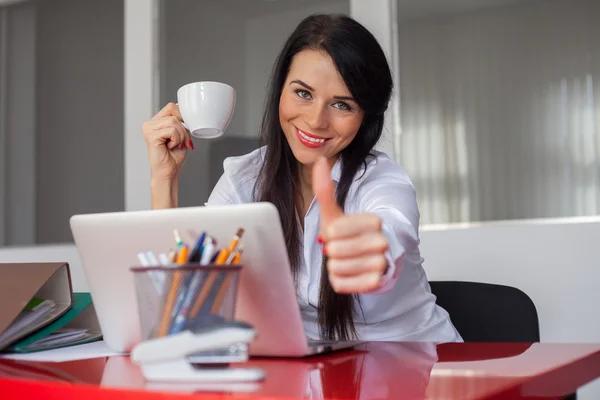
{"left": 0, "top": 340, "right": 125, "bottom": 362}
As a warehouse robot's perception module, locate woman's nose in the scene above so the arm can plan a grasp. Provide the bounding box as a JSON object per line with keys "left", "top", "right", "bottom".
{"left": 305, "top": 104, "right": 329, "bottom": 131}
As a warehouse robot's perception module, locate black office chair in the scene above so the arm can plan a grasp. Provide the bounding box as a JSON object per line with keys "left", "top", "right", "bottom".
{"left": 429, "top": 281, "right": 539, "bottom": 342}
{"left": 430, "top": 281, "right": 576, "bottom": 400}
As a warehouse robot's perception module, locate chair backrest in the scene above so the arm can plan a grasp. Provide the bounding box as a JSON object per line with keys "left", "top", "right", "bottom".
{"left": 429, "top": 281, "right": 540, "bottom": 342}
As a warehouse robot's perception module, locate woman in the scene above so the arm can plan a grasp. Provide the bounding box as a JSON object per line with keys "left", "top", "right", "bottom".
{"left": 143, "top": 14, "right": 461, "bottom": 343}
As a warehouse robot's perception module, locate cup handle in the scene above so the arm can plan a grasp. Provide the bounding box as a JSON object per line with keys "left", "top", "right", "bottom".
{"left": 174, "top": 103, "right": 189, "bottom": 131}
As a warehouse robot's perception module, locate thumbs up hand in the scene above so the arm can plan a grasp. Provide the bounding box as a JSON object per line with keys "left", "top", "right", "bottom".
{"left": 313, "top": 157, "right": 389, "bottom": 294}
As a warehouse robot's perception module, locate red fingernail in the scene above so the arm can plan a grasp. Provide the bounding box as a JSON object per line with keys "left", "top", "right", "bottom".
{"left": 189, "top": 140, "right": 194, "bottom": 150}
{"left": 322, "top": 246, "right": 328, "bottom": 256}
{"left": 317, "top": 234, "right": 323, "bottom": 244}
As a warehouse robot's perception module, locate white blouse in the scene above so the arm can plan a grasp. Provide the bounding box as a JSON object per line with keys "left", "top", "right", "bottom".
{"left": 207, "top": 147, "right": 462, "bottom": 343}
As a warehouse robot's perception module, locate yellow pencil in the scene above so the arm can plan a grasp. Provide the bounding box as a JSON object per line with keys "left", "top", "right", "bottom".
{"left": 210, "top": 247, "right": 244, "bottom": 313}
{"left": 157, "top": 245, "right": 188, "bottom": 336}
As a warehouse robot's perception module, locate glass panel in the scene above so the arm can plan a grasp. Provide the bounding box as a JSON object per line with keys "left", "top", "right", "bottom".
{"left": 396, "top": 0, "right": 600, "bottom": 225}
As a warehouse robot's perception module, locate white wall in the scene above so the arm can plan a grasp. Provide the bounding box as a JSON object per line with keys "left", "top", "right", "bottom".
{"left": 419, "top": 216, "right": 600, "bottom": 399}
{"left": 0, "top": 244, "right": 86, "bottom": 291}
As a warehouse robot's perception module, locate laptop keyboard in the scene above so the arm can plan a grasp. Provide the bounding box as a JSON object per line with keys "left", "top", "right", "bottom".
{"left": 308, "top": 339, "right": 343, "bottom": 346}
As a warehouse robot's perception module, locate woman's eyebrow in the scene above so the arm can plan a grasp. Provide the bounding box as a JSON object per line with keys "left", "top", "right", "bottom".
{"left": 290, "top": 79, "right": 356, "bottom": 102}
{"left": 290, "top": 79, "right": 314, "bottom": 91}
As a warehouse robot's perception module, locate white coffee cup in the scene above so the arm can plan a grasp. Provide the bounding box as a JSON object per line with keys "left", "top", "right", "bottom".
{"left": 177, "top": 81, "right": 236, "bottom": 139}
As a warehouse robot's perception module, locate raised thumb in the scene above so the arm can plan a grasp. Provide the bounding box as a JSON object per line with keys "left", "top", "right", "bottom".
{"left": 313, "top": 157, "right": 344, "bottom": 227}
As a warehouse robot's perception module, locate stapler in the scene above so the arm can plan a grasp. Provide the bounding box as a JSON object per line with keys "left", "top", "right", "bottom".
{"left": 131, "top": 321, "right": 265, "bottom": 383}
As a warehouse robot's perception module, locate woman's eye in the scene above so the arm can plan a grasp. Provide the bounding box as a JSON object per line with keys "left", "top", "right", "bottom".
{"left": 295, "top": 89, "right": 312, "bottom": 99}
{"left": 333, "top": 101, "right": 351, "bottom": 111}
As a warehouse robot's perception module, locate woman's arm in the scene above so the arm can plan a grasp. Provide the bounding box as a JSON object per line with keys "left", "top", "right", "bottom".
{"left": 358, "top": 183, "right": 420, "bottom": 294}
{"left": 356, "top": 158, "right": 421, "bottom": 294}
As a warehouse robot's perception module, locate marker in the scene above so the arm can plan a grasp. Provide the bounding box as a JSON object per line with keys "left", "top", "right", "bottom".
{"left": 175, "top": 245, "right": 189, "bottom": 265}
{"left": 173, "top": 230, "right": 183, "bottom": 248}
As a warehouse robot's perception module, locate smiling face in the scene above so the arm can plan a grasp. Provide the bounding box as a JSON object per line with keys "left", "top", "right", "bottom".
{"left": 279, "top": 49, "right": 364, "bottom": 167}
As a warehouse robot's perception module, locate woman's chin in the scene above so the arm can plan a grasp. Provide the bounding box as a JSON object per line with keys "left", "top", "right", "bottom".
{"left": 289, "top": 146, "right": 327, "bottom": 166}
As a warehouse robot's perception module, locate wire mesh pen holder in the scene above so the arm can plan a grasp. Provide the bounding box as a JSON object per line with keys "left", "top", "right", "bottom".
{"left": 130, "top": 264, "right": 242, "bottom": 341}
{"left": 130, "top": 264, "right": 265, "bottom": 383}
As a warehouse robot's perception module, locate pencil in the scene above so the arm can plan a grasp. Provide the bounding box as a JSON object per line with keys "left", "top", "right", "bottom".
{"left": 157, "top": 272, "right": 183, "bottom": 336}
{"left": 210, "top": 247, "right": 243, "bottom": 313}
{"left": 157, "top": 245, "right": 188, "bottom": 336}
{"left": 188, "top": 248, "right": 226, "bottom": 317}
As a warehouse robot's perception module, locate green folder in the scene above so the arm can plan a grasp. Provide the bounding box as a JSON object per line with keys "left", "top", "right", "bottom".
{"left": 7, "top": 292, "right": 102, "bottom": 353}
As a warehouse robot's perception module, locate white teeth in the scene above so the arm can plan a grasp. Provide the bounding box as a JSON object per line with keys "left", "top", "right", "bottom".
{"left": 298, "top": 129, "right": 325, "bottom": 143}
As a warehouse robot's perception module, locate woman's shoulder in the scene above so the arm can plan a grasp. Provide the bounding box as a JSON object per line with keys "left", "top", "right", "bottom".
{"left": 346, "top": 151, "right": 418, "bottom": 215}
{"left": 223, "top": 147, "right": 265, "bottom": 175}
{"left": 357, "top": 150, "right": 414, "bottom": 186}
{"left": 222, "top": 146, "right": 265, "bottom": 183}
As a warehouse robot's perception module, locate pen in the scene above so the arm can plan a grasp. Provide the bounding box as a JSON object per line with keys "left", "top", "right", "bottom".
{"left": 137, "top": 252, "right": 150, "bottom": 266}
{"left": 138, "top": 252, "right": 164, "bottom": 293}
{"left": 199, "top": 237, "right": 216, "bottom": 265}
{"left": 145, "top": 251, "right": 159, "bottom": 266}
{"left": 189, "top": 229, "right": 244, "bottom": 318}
{"left": 170, "top": 238, "right": 216, "bottom": 334}
{"left": 170, "top": 244, "right": 191, "bottom": 316}
{"left": 187, "top": 231, "right": 206, "bottom": 263}
{"left": 158, "top": 253, "right": 170, "bottom": 266}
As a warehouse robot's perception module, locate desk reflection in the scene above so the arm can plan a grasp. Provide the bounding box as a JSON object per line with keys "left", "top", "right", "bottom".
{"left": 100, "top": 342, "right": 438, "bottom": 399}
{"left": 1, "top": 342, "right": 598, "bottom": 400}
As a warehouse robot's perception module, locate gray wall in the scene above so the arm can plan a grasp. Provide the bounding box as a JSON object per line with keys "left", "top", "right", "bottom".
{"left": 162, "top": 0, "right": 250, "bottom": 208}
{"left": 1, "top": 4, "right": 36, "bottom": 246}
{"left": 36, "top": 0, "right": 124, "bottom": 243}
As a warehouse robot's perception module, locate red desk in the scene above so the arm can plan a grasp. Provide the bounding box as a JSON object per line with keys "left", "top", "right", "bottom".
{"left": 1, "top": 342, "right": 600, "bottom": 399}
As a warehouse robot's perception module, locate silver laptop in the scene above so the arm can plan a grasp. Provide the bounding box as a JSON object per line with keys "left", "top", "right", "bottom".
{"left": 70, "top": 203, "right": 362, "bottom": 357}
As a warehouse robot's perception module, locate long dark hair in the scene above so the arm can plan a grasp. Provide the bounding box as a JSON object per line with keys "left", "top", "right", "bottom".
{"left": 253, "top": 14, "right": 393, "bottom": 340}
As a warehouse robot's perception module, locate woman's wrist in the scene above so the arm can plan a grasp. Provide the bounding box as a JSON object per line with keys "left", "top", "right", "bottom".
{"left": 150, "top": 174, "right": 179, "bottom": 209}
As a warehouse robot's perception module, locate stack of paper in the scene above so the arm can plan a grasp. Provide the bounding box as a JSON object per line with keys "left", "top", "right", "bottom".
{"left": 0, "top": 298, "right": 59, "bottom": 350}
{"left": 6, "top": 293, "right": 102, "bottom": 354}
